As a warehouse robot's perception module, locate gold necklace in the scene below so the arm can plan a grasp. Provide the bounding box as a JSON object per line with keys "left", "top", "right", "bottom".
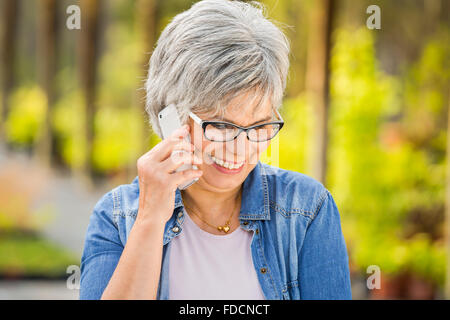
{"left": 181, "top": 191, "right": 242, "bottom": 233}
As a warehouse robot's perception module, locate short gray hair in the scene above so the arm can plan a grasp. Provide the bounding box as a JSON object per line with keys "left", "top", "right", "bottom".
{"left": 145, "top": 0, "right": 291, "bottom": 138}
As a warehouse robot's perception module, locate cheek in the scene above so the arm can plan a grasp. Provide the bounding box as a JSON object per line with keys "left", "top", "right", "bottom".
{"left": 190, "top": 123, "right": 210, "bottom": 161}
{"left": 196, "top": 138, "right": 215, "bottom": 165}
{"left": 247, "top": 141, "right": 270, "bottom": 164}
{"left": 253, "top": 141, "right": 270, "bottom": 155}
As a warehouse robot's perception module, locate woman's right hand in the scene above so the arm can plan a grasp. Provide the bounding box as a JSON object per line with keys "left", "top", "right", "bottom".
{"left": 136, "top": 124, "right": 203, "bottom": 226}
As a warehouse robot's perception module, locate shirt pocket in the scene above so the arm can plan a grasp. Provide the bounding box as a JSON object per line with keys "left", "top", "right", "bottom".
{"left": 282, "top": 280, "right": 300, "bottom": 300}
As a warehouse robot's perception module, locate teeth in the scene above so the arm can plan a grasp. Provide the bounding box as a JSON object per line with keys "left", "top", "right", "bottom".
{"left": 211, "top": 156, "right": 244, "bottom": 170}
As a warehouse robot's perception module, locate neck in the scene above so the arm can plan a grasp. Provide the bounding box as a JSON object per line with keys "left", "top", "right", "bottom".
{"left": 180, "top": 184, "right": 242, "bottom": 223}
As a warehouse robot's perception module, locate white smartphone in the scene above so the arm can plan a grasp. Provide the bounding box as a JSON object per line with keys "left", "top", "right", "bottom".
{"left": 158, "top": 104, "right": 199, "bottom": 190}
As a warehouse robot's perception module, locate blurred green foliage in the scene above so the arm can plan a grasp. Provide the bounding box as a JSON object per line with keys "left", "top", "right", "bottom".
{"left": 5, "top": 86, "right": 47, "bottom": 146}
{"left": 93, "top": 106, "right": 144, "bottom": 172}
{"left": 52, "top": 89, "right": 86, "bottom": 169}
{"left": 0, "top": 164, "right": 77, "bottom": 278}
{"left": 0, "top": 232, "right": 78, "bottom": 278}
{"left": 275, "top": 26, "right": 448, "bottom": 286}
{"left": 327, "top": 28, "right": 448, "bottom": 286}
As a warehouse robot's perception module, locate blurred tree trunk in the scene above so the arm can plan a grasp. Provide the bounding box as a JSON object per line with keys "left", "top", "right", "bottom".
{"left": 130, "top": 0, "right": 157, "bottom": 180}
{"left": 0, "top": 0, "right": 19, "bottom": 141}
{"left": 78, "top": 0, "right": 102, "bottom": 182}
{"left": 446, "top": 93, "right": 450, "bottom": 299}
{"left": 264, "top": 0, "right": 306, "bottom": 97}
{"left": 286, "top": 0, "right": 307, "bottom": 97}
{"left": 35, "top": 0, "right": 59, "bottom": 167}
{"left": 424, "top": 0, "right": 441, "bottom": 34}
{"left": 305, "top": 0, "right": 335, "bottom": 185}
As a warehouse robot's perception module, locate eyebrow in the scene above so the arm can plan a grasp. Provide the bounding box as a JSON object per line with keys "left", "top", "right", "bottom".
{"left": 218, "top": 115, "right": 273, "bottom": 127}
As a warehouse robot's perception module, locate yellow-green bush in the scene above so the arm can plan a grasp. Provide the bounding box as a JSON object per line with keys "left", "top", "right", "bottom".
{"left": 5, "top": 86, "right": 47, "bottom": 146}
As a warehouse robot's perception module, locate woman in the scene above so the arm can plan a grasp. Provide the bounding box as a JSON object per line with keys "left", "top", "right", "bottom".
{"left": 80, "top": 0, "right": 351, "bottom": 300}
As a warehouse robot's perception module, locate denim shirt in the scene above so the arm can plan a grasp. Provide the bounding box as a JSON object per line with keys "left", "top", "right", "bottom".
{"left": 79, "top": 161, "right": 352, "bottom": 300}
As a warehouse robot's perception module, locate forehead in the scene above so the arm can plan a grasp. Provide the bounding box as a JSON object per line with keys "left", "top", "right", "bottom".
{"left": 228, "top": 91, "right": 272, "bottom": 115}
{"left": 209, "top": 89, "right": 273, "bottom": 124}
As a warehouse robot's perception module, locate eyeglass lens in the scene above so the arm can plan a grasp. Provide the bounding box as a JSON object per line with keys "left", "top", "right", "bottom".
{"left": 204, "top": 123, "right": 281, "bottom": 142}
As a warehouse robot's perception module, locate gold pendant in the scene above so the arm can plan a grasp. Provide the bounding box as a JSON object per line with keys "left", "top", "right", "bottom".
{"left": 217, "top": 225, "right": 230, "bottom": 233}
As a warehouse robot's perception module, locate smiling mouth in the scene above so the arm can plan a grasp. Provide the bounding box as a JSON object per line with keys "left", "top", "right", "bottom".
{"left": 209, "top": 155, "right": 245, "bottom": 170}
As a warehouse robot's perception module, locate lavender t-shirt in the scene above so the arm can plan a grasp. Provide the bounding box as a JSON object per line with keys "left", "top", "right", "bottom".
{"left": 168, "top": 208, "right": 266, "bottom": 300}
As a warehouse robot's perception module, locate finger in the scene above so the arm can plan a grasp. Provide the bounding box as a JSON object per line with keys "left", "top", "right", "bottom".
{"left": 154, "top": 136, "right": 196, "bottom": 163}
{"left": 163, "top": 140, "right": 197, "bottom": 163}
{"left": 169, "top": 168, "right": 203, "bottom": 188}
{"left": 161, "top": 150, "right": 203, "bottom": 173}
{"left": 148, "top": 124, "right": 190, "bottom": 158}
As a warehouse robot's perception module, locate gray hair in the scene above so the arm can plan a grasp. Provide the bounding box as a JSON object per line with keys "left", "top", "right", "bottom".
{"left": 144, "top": 0, "right": 291, "bottom": 138}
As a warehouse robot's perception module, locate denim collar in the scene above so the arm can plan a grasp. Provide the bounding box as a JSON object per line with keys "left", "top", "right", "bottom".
{"left": 174, "top": 160, "right": 270, "bottom": 221}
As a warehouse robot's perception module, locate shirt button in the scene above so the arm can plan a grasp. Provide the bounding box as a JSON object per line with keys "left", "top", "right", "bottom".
{"left": 177, "top": 211, "right": 184, "bottom": 218}
{"left": 242, "top": 221, "right": 249, "bottom": 225}
{"left": 172, "top": 226, "right": 180, "bottom": 233}
{"left": 255, "top": 228, "right": 259, "bottom": 234}
{"left": 260, "top": 267, "right": 267, "bottom": 274}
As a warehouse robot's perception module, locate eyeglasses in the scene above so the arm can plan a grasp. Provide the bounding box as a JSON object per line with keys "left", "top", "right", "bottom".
{"left": 189, "top": 109, "right": 284, "bottom": 142}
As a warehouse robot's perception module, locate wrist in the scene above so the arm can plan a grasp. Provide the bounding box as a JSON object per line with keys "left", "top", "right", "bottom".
{"left": 134, "top": 211, "right": 168, "bottom": 231}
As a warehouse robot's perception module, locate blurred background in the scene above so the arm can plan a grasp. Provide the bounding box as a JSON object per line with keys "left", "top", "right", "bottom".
{"left": 0, "top": 0, "right": 449, "bottom": 300}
